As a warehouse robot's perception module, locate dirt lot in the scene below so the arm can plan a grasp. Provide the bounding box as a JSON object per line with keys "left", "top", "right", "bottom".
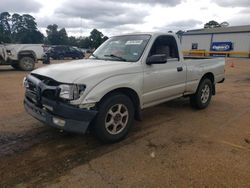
{"left": 0, "top": 58, "right": 250, "bottom": 187}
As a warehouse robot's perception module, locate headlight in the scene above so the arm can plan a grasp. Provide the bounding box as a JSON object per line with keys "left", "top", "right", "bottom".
{"left": 59, "top": 84, "right": 86, "bottom": 100}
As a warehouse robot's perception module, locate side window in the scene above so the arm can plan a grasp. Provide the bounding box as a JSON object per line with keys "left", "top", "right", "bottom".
{"left": 149, "top": 35, "right": 179, "bottom": 60}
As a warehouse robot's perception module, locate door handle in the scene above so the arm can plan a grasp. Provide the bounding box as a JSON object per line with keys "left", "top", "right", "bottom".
{"left": 177, "top": 67, "right": 183, "bottom": 72}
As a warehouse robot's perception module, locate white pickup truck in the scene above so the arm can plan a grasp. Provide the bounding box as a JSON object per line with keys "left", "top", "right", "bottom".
{"left": 0, "top": 44, "right": 45, "bottom": 71}
{"left": 23, "top": 33, "right": 225, "bottom": 143}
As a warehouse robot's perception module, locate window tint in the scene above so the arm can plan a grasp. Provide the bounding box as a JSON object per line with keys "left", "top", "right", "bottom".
{"left": 149, "top": 35, "right": 179, "bottom": 60}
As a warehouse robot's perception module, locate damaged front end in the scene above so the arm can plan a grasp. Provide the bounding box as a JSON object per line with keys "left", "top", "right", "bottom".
{"left": 23, "top": 74, "right": 97, "bottom": 134}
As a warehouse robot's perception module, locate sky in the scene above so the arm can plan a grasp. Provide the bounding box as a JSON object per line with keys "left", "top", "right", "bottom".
{"left": 1, "top": 0, "right": 250, "bottom": 37}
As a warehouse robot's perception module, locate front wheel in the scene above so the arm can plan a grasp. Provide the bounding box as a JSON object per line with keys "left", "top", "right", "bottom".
{"left": 19, "top": 56, "right": 35, "bottom": 71}
{"left": 92, "top": 94, "right": 135, "bottom": 143}
{"left": 190, "top": 78, "right": 213, "bottom": 109}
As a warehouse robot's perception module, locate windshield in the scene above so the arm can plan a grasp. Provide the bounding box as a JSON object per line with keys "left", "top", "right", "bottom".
{"left": 91, "top": 35, "right": 151, "bottom": 62}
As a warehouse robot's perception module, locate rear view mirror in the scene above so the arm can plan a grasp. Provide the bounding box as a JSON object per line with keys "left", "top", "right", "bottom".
{"left": 146, "top": 54, "right": 167, "bottom": 65}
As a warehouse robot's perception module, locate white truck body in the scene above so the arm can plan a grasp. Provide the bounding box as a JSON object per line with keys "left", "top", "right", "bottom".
{"left": 0, "top": 44, "right": 45, "bottom": 70}
{"left": 32, "top": 33, "right": 224, "bottom": 109}
{"left": 4, "top": 44, "right": 45, "bottom": 60}
{"left": 24, "top": 32, "right": 225, "bottom": 142}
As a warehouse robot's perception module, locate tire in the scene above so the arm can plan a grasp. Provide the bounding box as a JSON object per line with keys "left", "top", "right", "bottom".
{"left": 19, "top": 56, "right": 35, "bottom": 71}
{"left": 11, "top": 63, "right": 20, "bottom": 70}
{"left": 79, "top": 55, "right": 84, "bottom": 59}
{"left": 92, "top": 93, "right": 135, "bottom": 143}
{"left": 190, "top": 78, "right": 213, "bottom": 109}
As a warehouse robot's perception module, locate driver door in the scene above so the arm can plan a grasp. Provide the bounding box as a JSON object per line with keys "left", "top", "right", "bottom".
{"left": 142, "top": 35, "right": 186, "bottom": 107}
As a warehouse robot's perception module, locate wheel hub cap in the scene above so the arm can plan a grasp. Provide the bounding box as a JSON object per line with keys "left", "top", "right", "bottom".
{"left": 201, "top": 84, "right": 210, "bottom": 103}
{"left": 105, "top": 104, "right": 129, "bottom": 135}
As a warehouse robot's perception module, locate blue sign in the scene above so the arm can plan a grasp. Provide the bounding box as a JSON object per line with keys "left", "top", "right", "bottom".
{"left": 210, "top": 42, "right": 233, "bottom": 57}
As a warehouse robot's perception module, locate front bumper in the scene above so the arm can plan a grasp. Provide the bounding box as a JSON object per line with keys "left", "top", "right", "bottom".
{"left": 24, "top": 96, "right": 97, "bottom": 134}
{"left": 24, "top": 74, "right": 98, "bottom": 134}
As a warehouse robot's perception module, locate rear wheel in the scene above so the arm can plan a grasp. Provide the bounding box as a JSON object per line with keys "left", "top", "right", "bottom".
{"left": 190, "top": 78, "right": 213, "bottom": 109}
{"left": 92, "top": 94, "right": 134, "bottom": 143}
{"left": 19, "top": 56, "right": 35, "bottom": 71}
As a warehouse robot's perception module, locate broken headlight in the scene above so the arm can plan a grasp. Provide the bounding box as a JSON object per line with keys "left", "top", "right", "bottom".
{"left": 59, "top": 84, "right": 86, "bottom": 100}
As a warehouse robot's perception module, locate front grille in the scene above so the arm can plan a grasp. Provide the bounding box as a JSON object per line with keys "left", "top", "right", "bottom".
{"left": 27, "top": 79, "right": 37, "bottom": 93}
{"left": 43, "top": 90, "right": 58, "bottom": 100}
{"left": 26, "top": 74, "right": 60, "bottom": 102}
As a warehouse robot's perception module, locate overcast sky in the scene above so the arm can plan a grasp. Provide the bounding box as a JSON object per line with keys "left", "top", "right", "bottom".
{"left": 1, "top": 0, "right": 250, "bottom": 37}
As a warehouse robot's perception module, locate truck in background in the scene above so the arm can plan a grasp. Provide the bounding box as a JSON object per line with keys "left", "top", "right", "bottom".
{"left": 0, "top": 44, "right": 46, "bottom": 71}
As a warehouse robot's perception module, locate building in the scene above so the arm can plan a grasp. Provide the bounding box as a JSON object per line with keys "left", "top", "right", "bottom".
{"left": 181, "top": 25, "right": 250, "bottom": 57}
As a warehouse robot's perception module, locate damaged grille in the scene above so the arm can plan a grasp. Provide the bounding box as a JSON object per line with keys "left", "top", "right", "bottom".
{"left": 26, "top": 74, "right": 61, "bottom": 103}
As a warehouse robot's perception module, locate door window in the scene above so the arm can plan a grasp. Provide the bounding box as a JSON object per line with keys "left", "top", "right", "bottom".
{"left": 149, "top": 35, "right": 179, "bottom": 60}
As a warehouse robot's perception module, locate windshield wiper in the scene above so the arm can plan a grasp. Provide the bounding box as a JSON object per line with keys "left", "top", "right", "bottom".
{"left": 104, "top": 54, "right": 127, "bottom": 62}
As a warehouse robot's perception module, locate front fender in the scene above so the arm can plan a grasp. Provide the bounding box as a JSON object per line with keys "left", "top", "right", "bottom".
{"left": 81, "top": 73, "right": 143, "bottom": 106}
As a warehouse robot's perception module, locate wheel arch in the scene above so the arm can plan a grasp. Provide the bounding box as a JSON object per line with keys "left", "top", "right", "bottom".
{"left": 201, "top": 72, "right": 215, "bottom": 84}
{"left": 98, "top": 87, "right": 142, "bottom": 121}
{"left": 18, "top": 50, "right": 37, "bottom": 61}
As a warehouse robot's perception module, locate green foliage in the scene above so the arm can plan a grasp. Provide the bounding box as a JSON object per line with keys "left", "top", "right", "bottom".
{"left": 79, "top": 37, "right": 91, "bottom": 48}
{"left": 89, "top": 29, "right": 107, "bottom": 49}
{"left": 46, "top": 24, "right": 69, "bottom": 45}
{"left": 204, "top": 20, "right": 220, "bottom": 28}
{"left": 204, "top": 20, "right": 230, "bottom": 29}
{"left": 0, "top": 12, "right": 44, "bottom": 44}
{"left": 0, "top": 12, "right": 11, "bottom": 43}
{"left": 0, "top": 12, "right": 108, "bottom": 49}
{"left": 46, "top": 27, "right": 108, "bottom": 49}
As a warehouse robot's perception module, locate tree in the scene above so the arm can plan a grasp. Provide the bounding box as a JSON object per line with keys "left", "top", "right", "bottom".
{"left": 68, "top": 36, "right": 78, "bottom": 46}
{"left": 204, "top": 20, "right": 229, "bottom": 29}
{"left": 0, "top": 12, "right": 11, "bottom": 43}
{"left": 0, "top": 12, "right": 44, "bottom": 43}
{"left": 46, "top": 24, "right": 68, "bottom": 45}
{"left": 89, "top": 29, "right": 108, "bottom": 49}
{"left": 11, "top": 14, "right": 44, "bottom": 43}
{"left": 176, "top": 30, "right": 184, "bottom": 38}
{"left": 79, "top": 37, "right": 91, "bottom": 49}
{"left": 204, "top": 20, "right": 221, "bottom": 28}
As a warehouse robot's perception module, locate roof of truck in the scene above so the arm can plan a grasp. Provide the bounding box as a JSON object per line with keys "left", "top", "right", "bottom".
{"left": 115, "top": 32, "right": 176, "bottom": 37}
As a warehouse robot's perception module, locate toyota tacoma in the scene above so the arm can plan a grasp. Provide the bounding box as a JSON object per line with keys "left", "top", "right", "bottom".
{"left": 23, "top": 33, "right": 225, "bottom": 143}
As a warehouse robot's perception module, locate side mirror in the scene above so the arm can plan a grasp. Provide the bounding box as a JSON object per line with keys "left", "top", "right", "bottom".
{"left": 146, "top": 54, "right": 167, "bottom": 65}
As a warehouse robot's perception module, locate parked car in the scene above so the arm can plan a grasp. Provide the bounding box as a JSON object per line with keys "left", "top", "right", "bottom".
{"left": 23, "top": 32, "right": 225, "bottom": 143}
{"left": 46, "top": 46, "right": 84, "bottom": 60}
{"left": 0, "top": 44, "right": 46, "bottom": 71}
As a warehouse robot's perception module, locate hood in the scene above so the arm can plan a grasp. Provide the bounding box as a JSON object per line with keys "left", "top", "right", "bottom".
{"left": 32, "top": 59, "right": 140, "bottom": 83}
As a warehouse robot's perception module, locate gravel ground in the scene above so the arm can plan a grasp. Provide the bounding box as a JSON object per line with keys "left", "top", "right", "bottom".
{"left": 0, "top": 58, "right": 249, "bottom": 187}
